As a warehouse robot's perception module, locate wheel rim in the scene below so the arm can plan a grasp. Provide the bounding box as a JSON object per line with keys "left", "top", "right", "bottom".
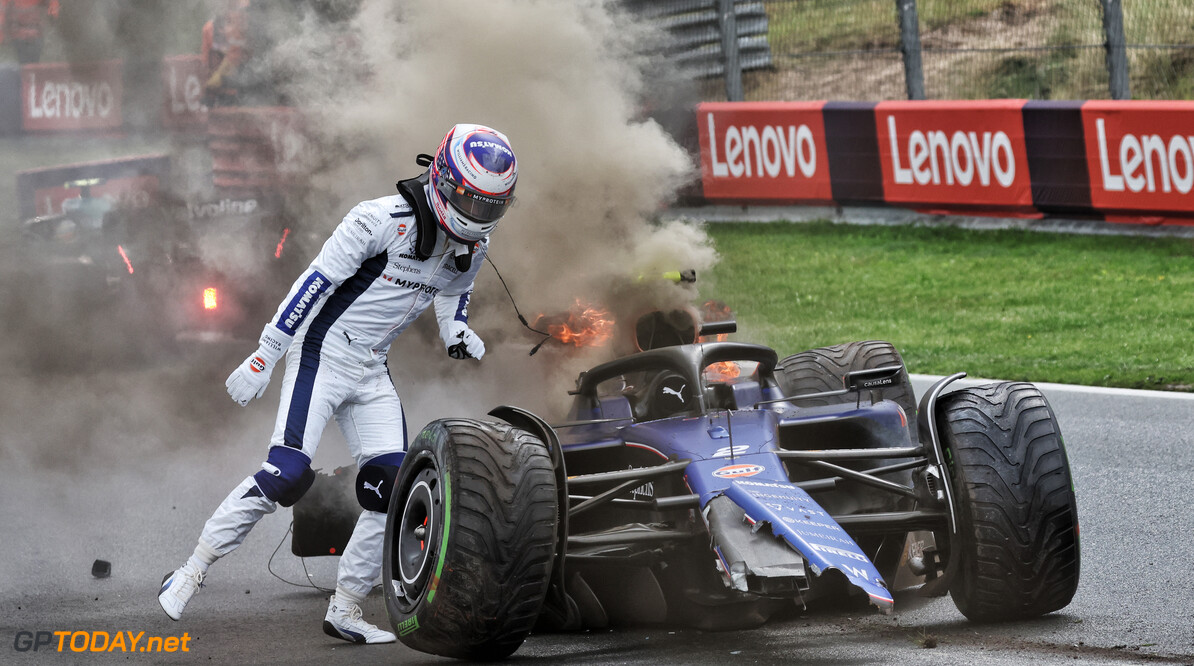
{"left": 390, "top": 465, "right": 441, "bottom": 609}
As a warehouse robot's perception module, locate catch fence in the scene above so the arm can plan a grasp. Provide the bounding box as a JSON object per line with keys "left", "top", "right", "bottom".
{"left": 628, "top": 0, "right": 1194, "bottom": 101}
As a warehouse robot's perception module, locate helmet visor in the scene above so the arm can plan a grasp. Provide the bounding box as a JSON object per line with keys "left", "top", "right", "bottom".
{"left": 434, "top": 174, "right": 514, "bottom": 224}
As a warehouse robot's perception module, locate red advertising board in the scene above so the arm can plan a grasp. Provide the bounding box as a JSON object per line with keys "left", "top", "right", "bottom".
{"left": 697, "top": 102, "right": 832, "bottom": 203}
{"left": 32, "top": 174, "right": 161, "bottom": 217}
{"left": 161, "top": 54, "right": 208, "bottom": 130}
{"left": 1082, "top": 101, "right": 1194, "bottom": 216}
{"left": 20, "top": 60, "right": 123, "bottom": 131}
{"left": 874, "top": 100, "right": 1034, "bottom": 210}
{"left": 16, "top": 154, "right": 170, "bottom": 221}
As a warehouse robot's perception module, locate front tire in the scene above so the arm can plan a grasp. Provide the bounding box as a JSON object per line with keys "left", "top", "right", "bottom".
{"left": 383, "top": 419, "right": 557, "bottom": 659}
{"left": 939, "top": 382, "right": 1080, "bottom": 622}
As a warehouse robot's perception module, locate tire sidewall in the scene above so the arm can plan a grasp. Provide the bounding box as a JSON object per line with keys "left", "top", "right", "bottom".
{"left": 939, "top": 382, "right": 1080, "bottom": 621}
{"left": 383, "top": 422, "right": 452, "bottom": 638}
{"left": 381, "top": 418, "right": 559, "bottom": 659}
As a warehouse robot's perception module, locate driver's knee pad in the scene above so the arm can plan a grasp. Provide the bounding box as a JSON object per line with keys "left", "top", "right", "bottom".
{"left": 355, "top": 451, "right": 404, "bottom": 512}
{"left": 253, "top": 446, "right": 315, "bottom": 507}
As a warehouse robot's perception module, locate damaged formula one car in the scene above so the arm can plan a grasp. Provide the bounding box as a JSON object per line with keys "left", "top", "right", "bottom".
{"left": 377, "top": 322, "right": 1080, "bottom": 660}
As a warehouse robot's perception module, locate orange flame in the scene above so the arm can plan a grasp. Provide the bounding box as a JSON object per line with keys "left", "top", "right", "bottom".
{"left": 116, "top": 245, "right": 134, "bottom": 274}
{"left": 203, "top": 287, "right": 218, "bottom": 311}
{"left": 534, "top": 300, "right": 615, "bottom": 348}
{"left": 705, "top": 347, "right": 742, "bottom": 382}
{"left": 700, "top": 299, "right": 733, "bottom": 327}
{"left": 275, "top": 228, "right": 290, "bottom": 259}
{"left": 700, "top": 299, "right": 740, "bottom": 380}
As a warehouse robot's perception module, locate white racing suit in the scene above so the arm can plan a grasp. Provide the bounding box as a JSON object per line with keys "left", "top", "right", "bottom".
{"left": 199, "top": 187, "right": 486, "bottom": 598}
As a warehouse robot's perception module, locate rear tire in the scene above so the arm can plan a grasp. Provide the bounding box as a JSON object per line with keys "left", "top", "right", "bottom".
{"left": 383, "top": 419, "right": 558, "bottom": 659}
{"left": 939, "top": 382, "right": 1080, "bottom": 622}
{"left": 776, "top": 340, "right": 918, "bottom": 443}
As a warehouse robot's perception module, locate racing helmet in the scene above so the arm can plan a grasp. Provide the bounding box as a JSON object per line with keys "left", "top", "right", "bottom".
{"left": 429, "top": 123, "right": 518, "bottom": 243}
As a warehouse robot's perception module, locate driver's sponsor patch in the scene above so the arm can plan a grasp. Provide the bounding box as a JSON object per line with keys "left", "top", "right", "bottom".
{"left": 713, "top": 463, "right": 765, "bottom": 478}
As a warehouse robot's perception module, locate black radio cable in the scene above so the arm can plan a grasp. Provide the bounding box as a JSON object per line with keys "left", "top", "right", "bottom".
{"left": 485, "top": 255, "right": 554, "bottom": 355}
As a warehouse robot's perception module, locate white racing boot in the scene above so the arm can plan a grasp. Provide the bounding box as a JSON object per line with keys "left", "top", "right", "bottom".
{"left": 158, "top": 562, "right": 205, "bottom": 620}
{"left": 323, "top": 595, "right": 397, "bottom": 644}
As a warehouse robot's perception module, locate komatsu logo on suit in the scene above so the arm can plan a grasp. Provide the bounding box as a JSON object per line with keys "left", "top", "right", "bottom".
{"left": 283, "top": 274, "right": 328, "bottom": 330}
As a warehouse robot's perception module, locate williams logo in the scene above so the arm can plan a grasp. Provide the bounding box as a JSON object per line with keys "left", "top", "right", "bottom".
{"left": 713, "top": 464, "right": 765, "bottom": 479}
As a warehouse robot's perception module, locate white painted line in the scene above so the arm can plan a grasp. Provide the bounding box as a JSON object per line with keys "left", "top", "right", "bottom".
{"left": 909, "top": 374, "right": 1194, "bottom": 401}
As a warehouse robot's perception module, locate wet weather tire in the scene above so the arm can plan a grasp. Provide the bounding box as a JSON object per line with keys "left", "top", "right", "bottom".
{"left": 383, "top": 419, "right": 558, "bottom": 660}
{"left": 939, "top": 382, "right": 1080, "bottom": 622}
{"left": 776, "top": 340, "right": 918, "bottom": 443}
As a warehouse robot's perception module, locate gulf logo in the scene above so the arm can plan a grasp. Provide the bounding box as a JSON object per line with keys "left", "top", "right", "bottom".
{"left": 397, "top": 222, "right": 407, "bottom": 236}
{"left": 712, "top": 463, "right": 765, "bottom": 479}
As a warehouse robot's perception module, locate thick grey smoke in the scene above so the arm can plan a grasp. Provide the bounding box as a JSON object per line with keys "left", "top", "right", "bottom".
{"left": 266, "top": 0, "right": 717, "bottom": 418}
{"left": 0, "top": 0, "right": 713, "bottom": 599}
{"left": 0, "top": 0, "right": 714, "bottom": 472}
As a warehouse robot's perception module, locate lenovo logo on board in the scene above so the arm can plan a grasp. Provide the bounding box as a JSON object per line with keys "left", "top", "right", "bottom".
{"left": 1083, "top": 102, "right": 1194, "bottom": 213}
{"left": 876, "top": 101, "right": 1032, "bottom": 208}
{"left": 697, "top": 102, "right": 832, "bottom": 202}
{"left": 21, "top": 61, "right": 123, "bottom": 131}
{"left": 161, "top": 55, "right": 207, "bottom": 129}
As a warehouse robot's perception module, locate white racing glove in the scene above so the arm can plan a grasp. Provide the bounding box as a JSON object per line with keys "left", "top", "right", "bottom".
{"left": 442, "top": 320, "right": 485, "bottom": 361}
{"left": 226, "top": 326, "right": 291, "bottom": 406}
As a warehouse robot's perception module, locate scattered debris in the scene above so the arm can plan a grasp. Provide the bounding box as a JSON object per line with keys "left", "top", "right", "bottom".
{"left": 91, "top": 559, "right": 111, "bottom": 578}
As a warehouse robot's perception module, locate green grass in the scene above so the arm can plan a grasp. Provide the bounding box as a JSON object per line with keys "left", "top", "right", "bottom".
{"left": 703, "top": 221, "right": 1194, "bottom": 391}
{"left": 764, "top": 0, "right": 1018, "bottom": 54}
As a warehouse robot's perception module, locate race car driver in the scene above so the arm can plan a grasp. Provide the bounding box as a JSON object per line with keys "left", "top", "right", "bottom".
{"left": 157, "top": 124, "right": 518, "bottom": 644}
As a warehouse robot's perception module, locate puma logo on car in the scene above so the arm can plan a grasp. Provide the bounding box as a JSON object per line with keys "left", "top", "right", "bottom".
{"left": 663, "top": 384, "right": 686, "bottom": 401}
{"left": 363, "top": 480, "right": 383, "bottom": 499}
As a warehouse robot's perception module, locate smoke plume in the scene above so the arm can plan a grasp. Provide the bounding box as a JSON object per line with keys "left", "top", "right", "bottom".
{"left": 0, "top": 0, "right": 713, "bottom": 471}
{"left": 266, "top": 0, "right": 716, "bottom": 418}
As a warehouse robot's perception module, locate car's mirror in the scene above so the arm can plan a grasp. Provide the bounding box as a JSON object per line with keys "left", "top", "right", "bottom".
{"left": 844, "top": 365, "right": 903, "bottom": 392}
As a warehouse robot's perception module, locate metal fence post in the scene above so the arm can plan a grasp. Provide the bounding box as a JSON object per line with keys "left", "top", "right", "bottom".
{"left": 718, "top": 0, "right": 744, "bottom": 101}
{"left": 895, "top": 0, "right": 925, "bottom": 100}
{"left": 1100, "top": 0, "right": 1131, "bottom": 100}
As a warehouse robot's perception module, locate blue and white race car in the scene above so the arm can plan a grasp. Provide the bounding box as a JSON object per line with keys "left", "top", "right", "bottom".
{"left": 379, "top": 320, "right": 1080, "bottom": 660}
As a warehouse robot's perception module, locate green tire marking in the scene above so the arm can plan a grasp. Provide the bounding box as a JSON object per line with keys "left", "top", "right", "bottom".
{"left": 396, "top": 615, "right": 419, "bottom": 637}
{"left": 426, "top": 472, "right": 451, "bottom": 603}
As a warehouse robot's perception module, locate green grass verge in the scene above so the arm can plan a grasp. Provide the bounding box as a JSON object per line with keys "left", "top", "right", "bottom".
{"left": 703, "top": 221, "right": 1194, "bottom": 391}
